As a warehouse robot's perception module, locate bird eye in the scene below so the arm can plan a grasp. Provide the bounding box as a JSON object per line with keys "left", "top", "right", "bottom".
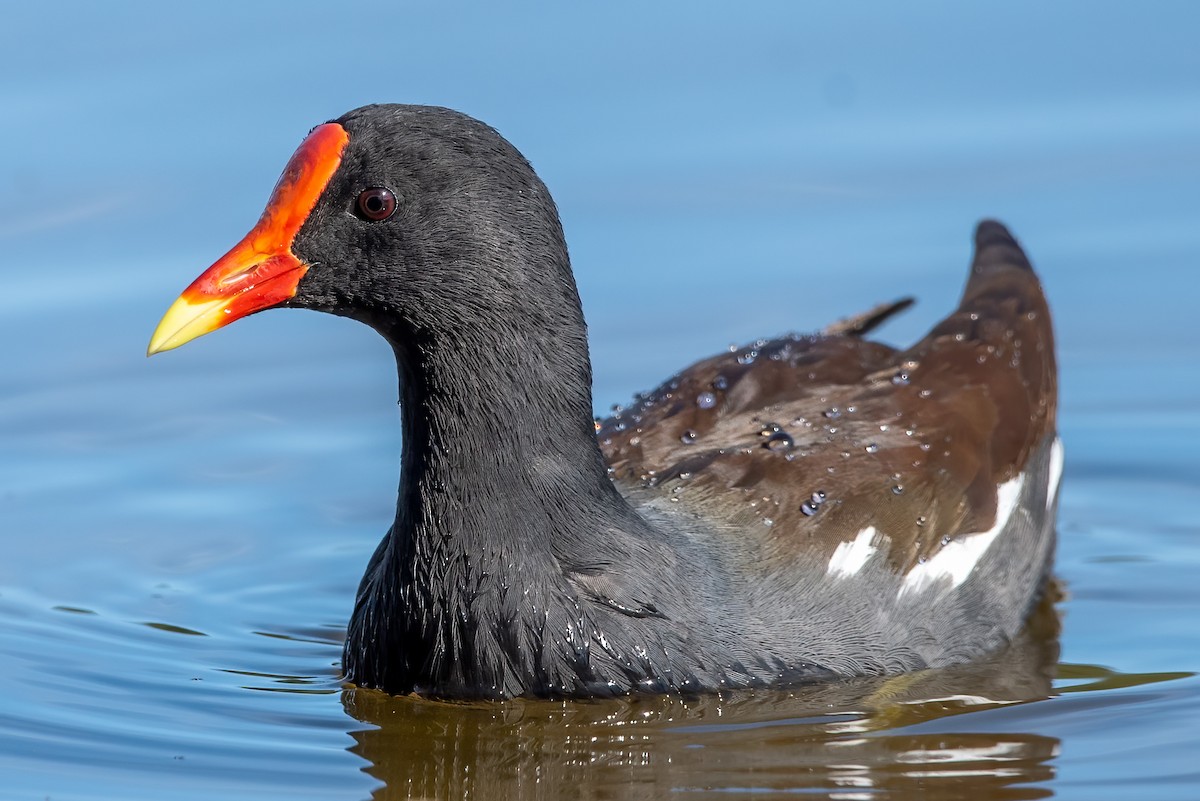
{"left": 356, "top": 187, "right": 397, "bottom": 221}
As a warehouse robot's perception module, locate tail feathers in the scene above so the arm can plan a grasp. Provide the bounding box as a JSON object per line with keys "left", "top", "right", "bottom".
{"left": 912, "top": 220, "right": 1058, "bottom": 482}
{"left": 917, "top": 218, "right": 1055, "bottom": 366}
{"left": 957, "top": 219, "right": 1047, "bottom": 313}
{"left": 972, "top": 219, "right": 1034, "bottom": 276}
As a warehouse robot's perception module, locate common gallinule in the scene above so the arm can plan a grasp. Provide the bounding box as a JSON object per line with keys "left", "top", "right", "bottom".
{"left": 149, "top": 105, "right": 1061, "bottom": 699}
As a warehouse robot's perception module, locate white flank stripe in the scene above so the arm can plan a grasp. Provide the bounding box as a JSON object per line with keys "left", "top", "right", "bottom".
{"left": 1046, "top": 437, "right": 1065, "bottom": 512}
{"left": 900, "top": 473, "right": 1025, "bottom": 597}
{"left": 828, "top": 526, "right": 879, "bottom": 577}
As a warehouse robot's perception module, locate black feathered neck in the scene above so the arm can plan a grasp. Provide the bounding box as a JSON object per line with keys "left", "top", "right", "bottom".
{"left": 319, "top": 108, "right": 659, "bottom": 696}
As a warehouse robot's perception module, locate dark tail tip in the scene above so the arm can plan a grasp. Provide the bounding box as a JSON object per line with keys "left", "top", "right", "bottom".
{"left": 972, "top": 219, "right": 1033, "bottom": 273}
{"left": 974, "top": 219, "right": 1016, "bottom": 248}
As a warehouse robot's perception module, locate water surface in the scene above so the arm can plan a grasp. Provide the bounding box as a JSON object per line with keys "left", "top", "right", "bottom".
{"left": 2, "top": 2, "right": 1198, "bottom": 799}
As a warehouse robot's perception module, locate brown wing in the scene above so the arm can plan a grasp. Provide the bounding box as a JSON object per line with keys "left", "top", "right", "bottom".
{"left": 597, "top": 221, "right": 1056, "bottom": 572}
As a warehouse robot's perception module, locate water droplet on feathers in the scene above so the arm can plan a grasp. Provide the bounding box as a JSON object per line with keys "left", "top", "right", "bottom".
{"left": 764, "top": 432, "right": 794, "bottom": 452}
{"left": 800, "top": 490, "right": 825, "bottom": 517}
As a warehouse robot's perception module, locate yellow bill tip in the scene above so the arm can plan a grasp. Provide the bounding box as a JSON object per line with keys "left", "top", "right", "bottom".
{"left": 147, "top": 294, "right": 231, "bottom": 356}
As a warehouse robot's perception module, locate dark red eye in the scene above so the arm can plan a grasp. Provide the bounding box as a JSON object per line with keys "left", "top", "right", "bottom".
{"left": 356, "top": 187, "right": 397, "bottom": 221}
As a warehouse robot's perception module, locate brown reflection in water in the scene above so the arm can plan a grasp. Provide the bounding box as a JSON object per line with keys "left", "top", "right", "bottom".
{"left": 344, "top": 592, "right": 1062, "bottom": 800}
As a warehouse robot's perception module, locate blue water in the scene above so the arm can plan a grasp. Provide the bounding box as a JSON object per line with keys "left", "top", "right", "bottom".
{"left": 2, "top": 2, "right": 1198, "bottom": 799}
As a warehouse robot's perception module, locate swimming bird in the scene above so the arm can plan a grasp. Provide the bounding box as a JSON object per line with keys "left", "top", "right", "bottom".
{"left": 148, "top": 105, "right": 1060, "bottom": 699}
